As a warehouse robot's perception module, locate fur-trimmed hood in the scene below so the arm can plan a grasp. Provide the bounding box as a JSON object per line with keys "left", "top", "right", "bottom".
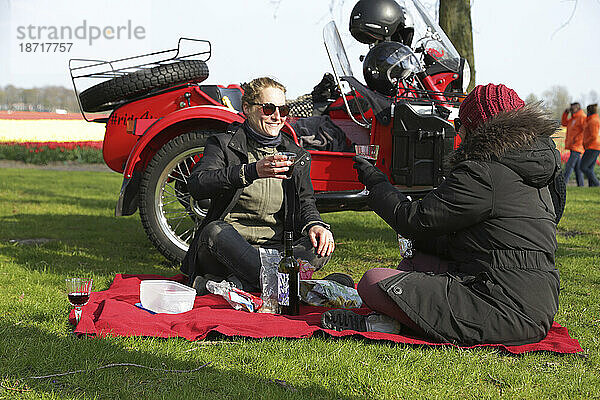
{"left": 447, "top": 103, "right": 561, "bottom": 188}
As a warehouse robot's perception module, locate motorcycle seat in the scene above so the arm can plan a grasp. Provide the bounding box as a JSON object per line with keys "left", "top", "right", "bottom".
{"left": 198, "top": 85, "right": 243, "bottom": 111}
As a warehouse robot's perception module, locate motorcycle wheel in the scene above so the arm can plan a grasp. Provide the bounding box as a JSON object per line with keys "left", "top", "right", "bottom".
{"left": 79, "top": 60, "right": 209, "bottom": 112}
{"left": 138, "top": 131, "right": 216, "bottom": 264}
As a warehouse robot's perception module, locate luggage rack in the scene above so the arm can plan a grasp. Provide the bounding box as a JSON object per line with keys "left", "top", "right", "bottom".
{"left": 69, "top": 38, "right": 211, "bottom": 122}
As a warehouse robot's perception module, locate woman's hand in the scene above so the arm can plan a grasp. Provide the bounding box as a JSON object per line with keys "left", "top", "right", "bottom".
{"left": 352, "top": 155, "right": 389, "bottom": 190}
{"left": 256, "top": 154, "right": 292, "bottom": 179}
{"left": 308, "top": 225, "right": 335, "bottom": 257}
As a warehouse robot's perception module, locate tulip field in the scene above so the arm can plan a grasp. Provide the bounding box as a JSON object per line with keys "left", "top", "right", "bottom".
{"left": 0, "top": 111, "right": 587, "bottom": 166}
{"left": 0, "top": 111, "right": 104, "bottom": 164}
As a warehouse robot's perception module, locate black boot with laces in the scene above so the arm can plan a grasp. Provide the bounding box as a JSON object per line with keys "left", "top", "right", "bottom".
{"left": 320, "top": 309, "right": 402, "bottom": 334}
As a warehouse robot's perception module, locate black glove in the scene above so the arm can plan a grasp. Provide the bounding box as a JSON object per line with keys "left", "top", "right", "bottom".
{"left": 353, "top": 155, "right": 389, "bottom": 190}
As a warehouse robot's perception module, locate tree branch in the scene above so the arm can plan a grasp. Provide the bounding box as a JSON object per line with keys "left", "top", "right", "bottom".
{"left": 551, "top": 0, "right": 578, "bottom": 39}
{"left": 270, "top": 0, "right": 283, "bottom": 19}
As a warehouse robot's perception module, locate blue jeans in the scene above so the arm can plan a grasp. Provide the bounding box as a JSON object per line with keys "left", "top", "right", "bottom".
{"left": 580, "top": 149, "right": 600, "bottom": 187}
{"left": 563, "top": 151, "right": 584, "bottom": 186}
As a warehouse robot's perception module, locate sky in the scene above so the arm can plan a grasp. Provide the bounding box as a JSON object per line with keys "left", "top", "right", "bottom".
{"left": 0, "top": 0, "right": 599, "bottom": 102}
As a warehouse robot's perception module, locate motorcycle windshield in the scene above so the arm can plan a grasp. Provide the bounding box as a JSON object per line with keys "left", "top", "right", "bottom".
{"left": 323, "top": 21, "right": 354, "bottom": 79}
{"left": 404, "top": 0, "right": 462, "bottom": 73}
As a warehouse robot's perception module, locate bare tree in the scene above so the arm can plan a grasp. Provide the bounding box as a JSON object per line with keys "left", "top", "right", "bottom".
{"left": 552, "top": 0, "right": 578, "bottom": 38}
{"left": 525, "top": 93, "right": 540, "bottom": 104}
{"left": 0, "top": 85, "right": 79, "bottom": 112}
{"left": 438, "top": 0, "right": 475, "bottom": 91}
{"left": 542, "top": 85, "right": 571, "bottom": 120}
{"left": 582, "top": 90, "right": 599, "bottom": 106}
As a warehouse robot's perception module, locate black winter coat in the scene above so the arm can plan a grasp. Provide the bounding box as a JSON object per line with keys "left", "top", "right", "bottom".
{"left": 181, "top": 123, "right": 326, "bottom": 276}
{"left": 370, "top": 106, "right": 563, "bottom": 345}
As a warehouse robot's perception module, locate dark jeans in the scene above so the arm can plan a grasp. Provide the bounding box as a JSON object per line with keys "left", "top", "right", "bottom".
{"left": 191, "top": 220, "right": 331, "bottom": 291}
{"left": 563, "top": 150, "right": 584, "bottom": 186}
{"left": 357, "top": 252, "right": 450, "bottom": 334}
{"left": 580, "top": 149, "right": 600, "bottom": 187}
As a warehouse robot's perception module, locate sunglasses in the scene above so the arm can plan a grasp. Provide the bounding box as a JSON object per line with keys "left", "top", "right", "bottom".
{"left": 250, "top": 102, "right": 290, "bottom": 117}
{"left": 453, "top": 118, "right": 462, "bottom": 132}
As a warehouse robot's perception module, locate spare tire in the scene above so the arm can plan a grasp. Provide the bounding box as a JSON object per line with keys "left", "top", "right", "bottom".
{"left": 79, "top": 60, "right": 209, "bottom": 112}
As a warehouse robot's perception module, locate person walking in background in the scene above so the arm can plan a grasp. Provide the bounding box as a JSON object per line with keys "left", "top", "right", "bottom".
{"left": 562, "top": 102, "right": 586, "bottom": 186}
{"left": 580, "top": 104, "right": 600, "bottom": 187}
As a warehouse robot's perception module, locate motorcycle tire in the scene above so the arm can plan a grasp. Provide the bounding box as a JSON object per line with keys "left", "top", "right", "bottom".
{"left": 79, "top": 60, "right": 209, "bottom": 112}
{"left": 139, "top": 131, "right": 217, "bottom": 264}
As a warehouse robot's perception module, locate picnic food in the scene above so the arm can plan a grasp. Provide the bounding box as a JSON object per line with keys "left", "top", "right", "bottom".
{"left": 206, "top": 280, "right": 263, "bottom": 313}
{"left": 300, "top": 280, "right": 362, "bottom": 309}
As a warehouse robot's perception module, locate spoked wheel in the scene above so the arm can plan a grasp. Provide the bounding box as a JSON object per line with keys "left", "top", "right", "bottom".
{"left": 139, "top": 131, "right": 216, "bottom": 263}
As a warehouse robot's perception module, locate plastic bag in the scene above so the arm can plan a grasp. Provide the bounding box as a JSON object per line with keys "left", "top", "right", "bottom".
{"left": 206, "top": 280, "right": 263, "bottom": 313}
{"left": 259, "top": 248, "right": 317, "bottom": 313}
{"left": 299, "top": 279, "right": 362, "bottom": 308}
{"left": 258, "top": 248, "right": 281, "bottom": 313}
{"left": 397, "top": 233, "right": 414, "bottom": 259}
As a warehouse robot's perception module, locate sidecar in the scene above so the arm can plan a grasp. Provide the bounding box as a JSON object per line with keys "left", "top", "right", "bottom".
{"left": 69, "top": 0, "right": 469, "bottom": 263}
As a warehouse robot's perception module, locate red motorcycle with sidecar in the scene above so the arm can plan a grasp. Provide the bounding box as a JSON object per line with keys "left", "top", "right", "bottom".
{"left": 69, "top": 0, "right": 469, "bottom": 263}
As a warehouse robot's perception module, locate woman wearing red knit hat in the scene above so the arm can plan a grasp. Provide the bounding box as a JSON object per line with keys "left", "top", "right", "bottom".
{"left": 321, "top": 83, "right": 565, "bottom": 346}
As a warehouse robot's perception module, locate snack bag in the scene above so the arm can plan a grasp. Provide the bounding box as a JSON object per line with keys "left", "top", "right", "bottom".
{"left": 299, "top": 280, "right": 362, "bottom": 308}
{"left": 206, "top": 280, "right": 263, "bottom": 313}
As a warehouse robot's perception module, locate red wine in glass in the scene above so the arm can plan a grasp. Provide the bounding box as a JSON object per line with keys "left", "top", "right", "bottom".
{"left": 65, "top": 278, "right": 93, "bottom": 323}
{"left": 68, "top": 292, "right": 90, "bottom": 306}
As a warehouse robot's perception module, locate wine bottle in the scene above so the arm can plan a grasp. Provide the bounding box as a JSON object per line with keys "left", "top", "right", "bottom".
{"left": 277, "top": 231, "right": 300, "bottom": 315}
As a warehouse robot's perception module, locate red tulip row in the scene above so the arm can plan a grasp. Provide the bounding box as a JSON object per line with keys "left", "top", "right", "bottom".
{"left": 0, "top": 141, "right": 104, "bottom": 164}
{"left": 1, "top": 141, "right": 102, "bottom": 150}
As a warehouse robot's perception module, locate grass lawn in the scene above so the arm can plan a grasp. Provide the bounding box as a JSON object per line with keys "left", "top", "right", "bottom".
{"left": 0, "top": 167, "right": 598, "bottom": 399}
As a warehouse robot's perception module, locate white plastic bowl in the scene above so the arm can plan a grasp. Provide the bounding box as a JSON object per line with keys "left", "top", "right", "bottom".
{"left": 139, "top": 280, "right": 195, "bottom": 314}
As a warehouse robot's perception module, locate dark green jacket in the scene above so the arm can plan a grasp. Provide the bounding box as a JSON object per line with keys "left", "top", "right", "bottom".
{"left": 370, "top": 106, "right": 563, "bottom": 345}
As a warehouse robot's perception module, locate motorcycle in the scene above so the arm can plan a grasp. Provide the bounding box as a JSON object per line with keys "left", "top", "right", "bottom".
{"left": 69, "top": 0, "right": 470, "bottom": 263}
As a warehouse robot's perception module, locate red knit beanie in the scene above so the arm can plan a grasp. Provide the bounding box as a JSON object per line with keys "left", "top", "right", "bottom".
{"left": 459, "top": 83, "right": 525, "bottom": 130}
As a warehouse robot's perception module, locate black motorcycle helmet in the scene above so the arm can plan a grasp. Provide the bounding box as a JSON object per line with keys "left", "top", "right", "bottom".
{"left": 363, "top": 41, "right": 421, "bottom": 96}
{"left": 349, "top": 0, "right": 414, "bottom": 46}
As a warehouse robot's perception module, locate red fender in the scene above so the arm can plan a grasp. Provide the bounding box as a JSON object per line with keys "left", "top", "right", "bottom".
{"left": 122, "top": 105, "right": 244, "bottom": 178}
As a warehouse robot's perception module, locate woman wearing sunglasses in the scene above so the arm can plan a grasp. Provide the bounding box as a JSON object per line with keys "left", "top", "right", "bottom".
{"left": 322, "top": 83, "right": 565, "bottom": 346}
{"left": 181, "top": 77, "right": 335, "bottom": 293}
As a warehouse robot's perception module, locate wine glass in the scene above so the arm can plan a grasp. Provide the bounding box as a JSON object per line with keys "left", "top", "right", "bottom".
{"left": 276, "top": 151, "right": 297, "bottom": 179}
{"left": 354, "top": 144, "right": 380, "bottom": 195}
{"left": 65, "top": 278, "right": 93, "bottom": 323}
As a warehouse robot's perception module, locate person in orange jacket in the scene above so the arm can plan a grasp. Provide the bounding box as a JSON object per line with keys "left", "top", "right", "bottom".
{"left": 562, "top": 102, "right": 586, "bottom": 186}
{"left": 580, "top": 104, "right": 600, "bottom": 187}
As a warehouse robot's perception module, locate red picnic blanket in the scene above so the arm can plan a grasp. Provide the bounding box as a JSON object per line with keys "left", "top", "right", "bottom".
{"left": 72, "top": 274, "right": 583, "bottom": 355}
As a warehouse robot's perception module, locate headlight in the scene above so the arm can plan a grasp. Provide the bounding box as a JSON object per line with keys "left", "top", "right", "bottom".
{"left": 461, "top": 59, "right": 471, "bottom": 93}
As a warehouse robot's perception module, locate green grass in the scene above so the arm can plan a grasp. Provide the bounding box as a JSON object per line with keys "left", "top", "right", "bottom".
{"left": 0, "top": 168, "right": 598, "bottom": 399}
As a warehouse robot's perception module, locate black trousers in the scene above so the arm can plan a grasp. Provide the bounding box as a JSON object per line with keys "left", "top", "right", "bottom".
{"left": 189, "top": 220, "right": 331, "bottom": 291}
